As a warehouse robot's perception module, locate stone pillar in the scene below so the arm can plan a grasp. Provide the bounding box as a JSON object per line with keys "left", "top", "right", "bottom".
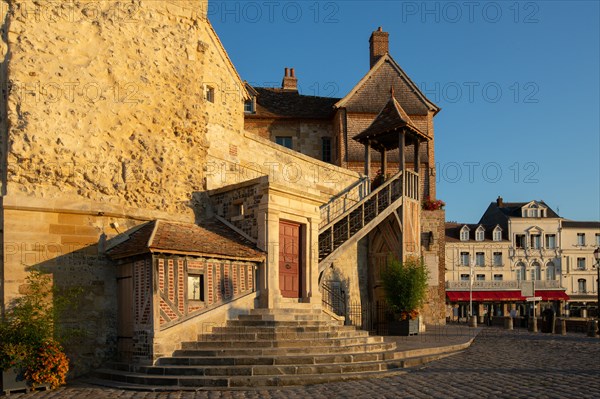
{"left": 305, "top": 217, "right": 322, "bottom": 306}
{"left": 364, "top": 142, "right": 371, "bottom": 177}
{"left": 262, "top": 210, "right": 283, "bottom": 308}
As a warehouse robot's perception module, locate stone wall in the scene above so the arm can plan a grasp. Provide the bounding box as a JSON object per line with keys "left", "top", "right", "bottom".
{"left": 421, "top": 209, "right": 446, "bottom": 325}
{"left": 2, "top": 1, "right": 215, "bottom": 215}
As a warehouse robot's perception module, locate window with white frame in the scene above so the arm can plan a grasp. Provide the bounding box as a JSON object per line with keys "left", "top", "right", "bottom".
{"left": 475, "top": 227, "right": 485, "bottom": 242}
{"left": 546, "top": 262, "right": 556, "bottom": 280}
{"left": 493, "top": 227, "right": 502, "bottom": 242}
{"left": 516, "top": 263, "right": 526, "bottom": 280}
{"left": 577, "top": 233, "right": 585, "bottom": 246}
{"left": 531, "top": 234, "right": 541, "bottom": 249}
{"left": 493, "top": 252, "right": 503, "bottom": 266}
{"left": 578, "top": 278, "right": 587, "bottom": 293}
{"left": 493, "top": 274, "right": 503, "bottom": 281}
{"left": 530, "top": 262, "right": 541, "bottom": 280}
{"left": 476, "top": 252, "right": 485, "bottom": 266}
{"left": 545, "top": 234, "right": 556, "bottom": 249}
{"left": 577, "top": 257, "right": 586, "bottom": 270}
{"left": 476, "top": 274, "right": 485, "bottom": 281}
{"left": 275, "top": 136, "right": 293, "bottom": 149}
{"left": 460, "top": 274, "right": 470, "bottom": 281}
{"left": 460, "top": 227, "right": 470, "bottom": 241}
{"left": 460, "top": 252, "right": 470, "bottom": 266}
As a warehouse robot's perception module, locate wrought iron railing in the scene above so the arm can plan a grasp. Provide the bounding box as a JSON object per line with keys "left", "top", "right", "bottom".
{"left": 321, "top": 281, "right": 347, "bottom": 319}
{"left": 446, "top": 280, "right": 562, "bottom": 290}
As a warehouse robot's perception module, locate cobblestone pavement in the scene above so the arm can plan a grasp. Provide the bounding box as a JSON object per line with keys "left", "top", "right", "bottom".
{"left": 9, "top": 327, "right": 600, "bottom": 399}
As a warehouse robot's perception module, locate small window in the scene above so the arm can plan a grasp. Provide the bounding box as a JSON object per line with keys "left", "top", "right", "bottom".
{"left": 321, "top": 137, "right": 332, "bottom": 163}
{"left": 244, "top": 98, "right": 255, "bottom": 113}
{"left": 476, "top": 274, "right": 485, "bottom": 281}
{"left": 460, "top": 274, "right": 470, "bottom": 281}
{"left": 578, "top": 278, "right": 587, "bottom": 293}
{"left": 530, "top": 262, "right": 541, "bottom": 280}
{"left": 545, "top": 234, "right": 556, "bottom": 249}
{"left": 493, "top": 252, "right": 502, "bottom": 266}
{"left": 531, "top": 234, "right": 541, "bottom": 249}
{"left": 577, "top": 233, "right": 585, "bottom": 246}
{"left": 596, "top": 233, "right": 600, "bottom": 247}
{"left": 460, "top": 252, "right": 470, "bottom": 266}
{"left": 275, "top": 136, "right": 293, "bottom": 149}
{"left": 516, "top": 263, "right": 526, "bottom": 281}
{"left": 577, "top": 257, "right": 586, "bottom": 270}
{"left": 546, "top": 262, "right": 556, "bottom": 280}
{"left": 231, "top": 200, "right": 245, "bottom": 219}
{"left": 476, "top": 252, "right": 485, "bottom": 266}
{"left": 475, "top": 228, "right": 485, "bottom": 242}
{"left": 493, "top": 274, "right": 503, "bottom": 281}
{"left": 205, "top": 85, "right": 215, "bottom": 103}
{"left": 187, "top": 274, "right": 205, "bottom": 301}
{"left": 493, "top": 228, "right": 502, "bottom": 242}
{"left": 460, "top": 227, "right": 470, "bottom": 241}
{"left": 515, "top": 234, "right": 526, "bottom": 249}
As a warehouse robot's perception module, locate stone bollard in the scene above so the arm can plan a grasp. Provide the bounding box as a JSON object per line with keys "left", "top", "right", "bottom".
{"left": 469, "top": 315, "right": 477, "bottom": 328}
{"left": 587, "top": 320, "right": 599, "bottom": 337}
{"left": 559, "top": 318, "right": 567, "bottom": 335}
{"left": 504, "top": 316, "right": 513, "bottom": 330}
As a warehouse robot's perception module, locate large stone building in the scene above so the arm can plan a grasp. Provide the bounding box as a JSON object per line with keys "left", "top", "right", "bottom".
{"left": 445, "top": 197, "right": 599, "bottom": 320}
{"left": 0, "top": 0, "right": 446, "bottom": 380}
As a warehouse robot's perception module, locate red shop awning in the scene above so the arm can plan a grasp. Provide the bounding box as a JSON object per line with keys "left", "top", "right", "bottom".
{"left": 447, "top": 290, "right": 570, "bottom": 302}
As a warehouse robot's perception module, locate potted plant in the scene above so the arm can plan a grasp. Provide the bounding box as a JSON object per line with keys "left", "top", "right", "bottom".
{"left": 381, "top": 257, "right": 429, "bottom": 336}
{"left": 0, "top": 271, "right": 72, "bottom": 393}
{"left": 422, "top": 196, "right": 445, "bottom": 211}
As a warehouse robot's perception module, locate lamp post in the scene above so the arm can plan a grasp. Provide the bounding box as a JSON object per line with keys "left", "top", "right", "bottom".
{"left": 469, "top": 256, "right": 476, "bottom": 327}
{"left": 594, "top": 247, "right": 600, "bottom": 335}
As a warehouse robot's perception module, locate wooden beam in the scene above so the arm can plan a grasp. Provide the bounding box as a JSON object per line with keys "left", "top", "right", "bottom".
{"left": 380, "top": 149, "right": 387, "bottom": 177}
{"left": 364, "top": 141, "right": 371, "bottom": 177}
{"left": 414, "top": 137, "right": 420, "bottom": 173}
{"left": 398, "top": 130, "right": 405, "bottom": 173}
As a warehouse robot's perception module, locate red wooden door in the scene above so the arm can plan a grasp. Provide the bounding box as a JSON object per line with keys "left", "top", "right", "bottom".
{"left": 279, "top": 221, "right": 301, "bottom": 298}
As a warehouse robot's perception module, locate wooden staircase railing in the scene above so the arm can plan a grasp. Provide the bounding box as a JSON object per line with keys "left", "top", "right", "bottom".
{"left": 319, "top": 176, "right": 370, "bottom": 230}
{"left": 318, "top": 170, "right": 419, "bottom": 266}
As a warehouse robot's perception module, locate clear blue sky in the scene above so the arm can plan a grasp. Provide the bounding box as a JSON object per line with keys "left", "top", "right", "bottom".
{"left": 210, "top": 0, "right": 600, "bottom": 224}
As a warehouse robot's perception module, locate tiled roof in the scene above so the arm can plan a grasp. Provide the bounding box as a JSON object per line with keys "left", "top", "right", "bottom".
{"left": 247, "top": 87, "right": 339, "bottom": 119}
{"left": 107, "top": 220, "right": 265, "bottom": 261}
{"left": 562, "top": 220, "right": 600, "bottom": 229}
{"left": 445, "top": 222, "right": 508, "bottom": 242}
{"left": 353, "top": 93, "right": 429, "bottom": 150}
{"left": 479, "top": 200, "right": 559, "bottom": 226}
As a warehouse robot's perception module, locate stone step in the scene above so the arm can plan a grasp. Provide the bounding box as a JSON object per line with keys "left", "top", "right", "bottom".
{"left": 199, "top": 329, "right": 369, "bottom": 341}
{"left": 249, "top": 307, "right": 322, "bottom": 315}
{"left": 238, "top": 313, "right": 332, "bottom": 322}
{"left": 181, "top": 335, "right": 383, "bottom": 350}
{"left": 174, "top": 341, "right": 393, "bottom": 357}
{"left": 226, "top": 319, "right": 344, "bottom": 328}
{"left": 215, "top": 324, "right": 351, "bottom": 334}
{"left": 157, "top": 344, "right": 397, "bottom": 366}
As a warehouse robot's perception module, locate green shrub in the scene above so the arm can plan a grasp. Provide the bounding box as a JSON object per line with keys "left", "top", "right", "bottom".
{"left": 381, "top": 257, "right": 429, "bottom": 320}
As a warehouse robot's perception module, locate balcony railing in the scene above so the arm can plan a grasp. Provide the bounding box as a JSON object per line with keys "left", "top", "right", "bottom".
{"left": 446, "top": 280, "right": 562, "bottom": 290}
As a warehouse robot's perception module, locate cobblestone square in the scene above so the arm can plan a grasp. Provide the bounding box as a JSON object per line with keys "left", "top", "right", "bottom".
{"left": 9, "top": 327, "right": 600, "bottom": 399}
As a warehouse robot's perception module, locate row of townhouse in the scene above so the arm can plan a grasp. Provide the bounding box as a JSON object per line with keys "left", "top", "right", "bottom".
{"left": 445, "top": 196, "right": 600, "bottom": 319}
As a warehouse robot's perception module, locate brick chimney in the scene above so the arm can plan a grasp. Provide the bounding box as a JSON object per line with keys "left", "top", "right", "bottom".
{"left": 496, "top": 196, "right": 504, "bottom": 207}
{"left": 281, "top": 67, "right": 298, "bottom": 92}
{"left": 369, "top": 27, "right": 389, "bottom": 69}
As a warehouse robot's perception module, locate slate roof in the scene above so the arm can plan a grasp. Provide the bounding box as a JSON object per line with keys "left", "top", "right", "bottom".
{"left": 353, "top": 92, "right": 430, "bottom": 150}
{"left": 247, "top": 87, "right": 339, "bottom": 119}
{"left": 106, "top": 220, "right": 265, "bottom": 261}
{"left": 445, "top": 222, "right": 508, "bottom": 243}
{"left": 478, "top": 201, "right": 559, "bottom": 227}
{"left": 562, "top": 220, "right": 600, "bottom": 229}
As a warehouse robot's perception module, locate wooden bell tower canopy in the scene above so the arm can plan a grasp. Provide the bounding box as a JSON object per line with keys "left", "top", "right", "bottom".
{"left": 353, "top": 88, "right": 431, "bottom": 177}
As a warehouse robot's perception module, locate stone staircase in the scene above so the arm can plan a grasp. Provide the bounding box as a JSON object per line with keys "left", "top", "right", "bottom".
{"left": 92, "top": 307, "right": 459, "bottom": 389}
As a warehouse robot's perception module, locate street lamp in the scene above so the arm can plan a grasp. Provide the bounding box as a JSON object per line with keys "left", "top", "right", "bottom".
{"left": 594, "top": 247, "right": 600, "bottom": 335}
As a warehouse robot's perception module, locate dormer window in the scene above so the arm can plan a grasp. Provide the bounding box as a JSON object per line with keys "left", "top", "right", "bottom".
{"left": 475, "top": 226, "right": 485, "bottom": 242}
{"left": 244, "top": 97, "right": 256, "bottom": 113}
{"left": 493, "top": 226, "right": 502, "bottom": 242}
{"left": 460, "top": 226, "right": 470, "bottom": 241}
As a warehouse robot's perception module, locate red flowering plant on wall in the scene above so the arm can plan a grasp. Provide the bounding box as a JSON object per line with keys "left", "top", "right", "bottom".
{"left": 422, "top": 196, "right": 445, "bottom": 211}
{"left": 0, "top": 271, "right": 80, "bottom": 389}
